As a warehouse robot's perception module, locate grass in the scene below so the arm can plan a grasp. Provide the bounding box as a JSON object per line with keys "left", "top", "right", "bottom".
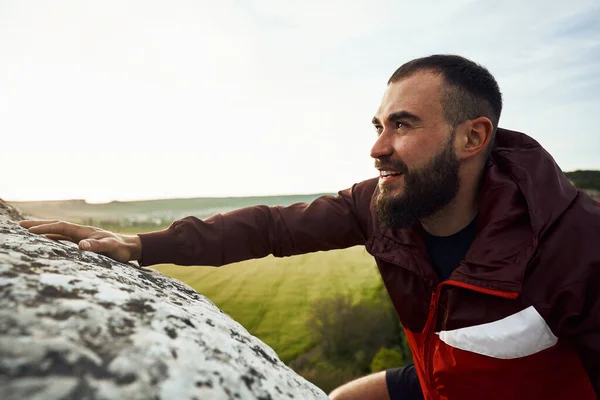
{"left": 153, "top": 246, "right": 383, "bottom": 363}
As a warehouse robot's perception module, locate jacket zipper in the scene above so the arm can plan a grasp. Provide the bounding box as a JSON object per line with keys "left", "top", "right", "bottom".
{"left": 423, "top": 284, "right": 443, "bottom": 397}
{"left": 422, "top": 280, "right": 519, "bottom": 398}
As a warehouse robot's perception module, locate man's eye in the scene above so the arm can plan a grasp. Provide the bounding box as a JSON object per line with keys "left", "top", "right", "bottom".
{"left": 396, "top": 121, "right": 405, "bottom": 129}
{"left": 374, "top": 125, "right": 383, "bottom": 135}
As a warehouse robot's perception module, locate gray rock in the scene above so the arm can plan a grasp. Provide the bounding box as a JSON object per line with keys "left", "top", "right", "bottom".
{"left": 0, "top": 199, "right": 24, "bottom": 221}
{"left": 0, "top": 203, "right": 328, "bottom": 400}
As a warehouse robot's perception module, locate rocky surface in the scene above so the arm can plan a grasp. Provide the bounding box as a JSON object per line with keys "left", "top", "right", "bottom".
{"left": 0, "top": 200, "right": 328, "bottom": 400}
{"left": 0, "top": 199, "right": 25, "bottom": 221}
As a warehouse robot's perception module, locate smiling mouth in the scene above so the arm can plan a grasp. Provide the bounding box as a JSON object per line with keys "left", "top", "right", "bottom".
{"left": 378, "top": 170, "right": 404, "bottom": 185}
{"left": 379, "top": 170, "right": 402, "bottom": 178}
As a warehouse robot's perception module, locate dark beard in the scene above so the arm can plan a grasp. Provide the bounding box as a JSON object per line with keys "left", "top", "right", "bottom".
{"left": 375, "top": 136, "right": 460, "bottom": 230}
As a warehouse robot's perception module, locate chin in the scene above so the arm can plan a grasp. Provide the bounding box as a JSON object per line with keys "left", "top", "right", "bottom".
{"left": 379, "top": 182, "right": 405, "bottom": 198}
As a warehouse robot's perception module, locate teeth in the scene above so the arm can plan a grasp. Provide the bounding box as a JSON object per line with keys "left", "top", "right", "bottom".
{"left": 380, "top": 170, "right": 400, "bottom": 177}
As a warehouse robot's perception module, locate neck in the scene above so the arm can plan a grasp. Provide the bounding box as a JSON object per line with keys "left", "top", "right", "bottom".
{"left": 420, "top": 166, "right": 483, "bottom": 237}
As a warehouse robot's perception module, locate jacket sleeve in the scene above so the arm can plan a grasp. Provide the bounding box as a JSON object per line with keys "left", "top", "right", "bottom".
{"left": 544, "top": 265, "right": 600, "bottom": 397}
{"left": 137, "top": 178, "right": 378, "bottom": 267}
{"left": 565, "top": 277, "right": 600, "bottom": 397}
{"left": 534, "top": 195, "right": 600, "bottom": 396}
{"left": 562, "top": 198, "right": 600, "bottom": 396}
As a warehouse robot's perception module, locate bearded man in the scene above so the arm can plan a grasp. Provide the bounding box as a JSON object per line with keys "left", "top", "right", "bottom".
{"left": 22, "top": 55, "right": 600, "bottom": 400}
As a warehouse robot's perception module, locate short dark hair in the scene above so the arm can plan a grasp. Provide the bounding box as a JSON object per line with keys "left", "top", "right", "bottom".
{"left": 388, "top": 54, "right": 502, "bottom": 142}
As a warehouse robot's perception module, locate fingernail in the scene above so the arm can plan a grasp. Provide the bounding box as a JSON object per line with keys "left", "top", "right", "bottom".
{"left": 81, "top": 241, "right": 91, "bottom": 250}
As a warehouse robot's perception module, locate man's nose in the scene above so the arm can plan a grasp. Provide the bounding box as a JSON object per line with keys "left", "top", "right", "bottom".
{"left": 370, "top": 132, "right": 394, "bottom": 160}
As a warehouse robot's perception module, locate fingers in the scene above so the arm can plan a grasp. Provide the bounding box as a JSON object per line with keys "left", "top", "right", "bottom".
{"left": 25, "top": 221, "right": 92, "bottom": 241}
{"left": 45, "top": 234, "right": 76, "bottom": 242}
{"left": 19, "top": 220, "right": 59, "bottom": 229}
{"left": 27, "top": 221, "right": 69, "bottom": 236}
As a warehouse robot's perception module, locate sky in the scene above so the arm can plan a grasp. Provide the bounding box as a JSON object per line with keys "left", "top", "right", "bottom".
{"left": 1, "top": 0, "right": 599, "bottom": 203}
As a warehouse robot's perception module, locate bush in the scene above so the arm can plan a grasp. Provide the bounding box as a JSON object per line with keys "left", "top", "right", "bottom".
{"left": 306, "top": 292, "right": 401, "bottom": 371}
{"left": 370, "top": 347, "right": 405, "bottom": 372}
{"left": 291, "top": 286, "right": 413, "bottom": 393}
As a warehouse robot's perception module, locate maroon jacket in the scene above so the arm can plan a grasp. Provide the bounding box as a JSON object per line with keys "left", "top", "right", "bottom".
{"left": 140, "top": 128, "right": 600, "bottom": 399}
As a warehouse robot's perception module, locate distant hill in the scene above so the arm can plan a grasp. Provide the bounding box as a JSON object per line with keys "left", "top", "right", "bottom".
{"left": 9, "top": 193, "right": 334, "bottom": 229}
{"left": 565, "top": 170, "right": 600, "bottom": 191}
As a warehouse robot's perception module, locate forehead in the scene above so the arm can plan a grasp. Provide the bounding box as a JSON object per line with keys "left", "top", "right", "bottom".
{"left": 376, "top": 71, "right": 445, "bottom": 121}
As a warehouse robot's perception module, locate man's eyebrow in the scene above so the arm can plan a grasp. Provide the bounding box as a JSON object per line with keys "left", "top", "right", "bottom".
{"left": 371, "top": 111, "right": 422, "bottom": 125}
{"left": 387, "top": 110, "right": 422, "bottom": 123}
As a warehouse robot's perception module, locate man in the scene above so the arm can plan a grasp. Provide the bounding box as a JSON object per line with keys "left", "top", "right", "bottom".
{"left": 21, "top": 55, "right": 600, "bottom": 400}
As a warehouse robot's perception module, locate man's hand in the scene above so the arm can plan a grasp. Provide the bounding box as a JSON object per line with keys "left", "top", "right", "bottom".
{"left": 19, "top": 220, "right": 142, "bottom": 264}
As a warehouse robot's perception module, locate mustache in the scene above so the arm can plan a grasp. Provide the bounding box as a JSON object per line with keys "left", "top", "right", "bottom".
{"left": 374, "top": 156, "right": 409, "bottom": 174}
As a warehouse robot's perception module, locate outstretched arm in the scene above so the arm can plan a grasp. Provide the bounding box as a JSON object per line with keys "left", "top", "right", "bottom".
{"left": 139, "top": 178, "right": 378, "bottom": 266}
{"left": 21, "top": 178, "right": 378, "bottom": 267}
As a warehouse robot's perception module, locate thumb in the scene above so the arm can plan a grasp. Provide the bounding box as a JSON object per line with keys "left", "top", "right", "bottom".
{"left": 79, "top": 239, "right": 109, "bottom": 253}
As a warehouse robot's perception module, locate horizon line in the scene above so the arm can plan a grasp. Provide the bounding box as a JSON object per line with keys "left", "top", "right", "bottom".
{"left": 5, "top": 191, "right": 338, "bottom": 205}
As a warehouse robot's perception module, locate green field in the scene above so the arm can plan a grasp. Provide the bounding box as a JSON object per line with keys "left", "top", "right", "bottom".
{"left": 153, "top": 246, "right": 383, "bottom": 363}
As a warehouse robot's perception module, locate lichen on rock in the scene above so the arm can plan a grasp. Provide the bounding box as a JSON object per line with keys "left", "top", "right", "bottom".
{"left": 0, "top": 202, "right": 328, "bottom": 400}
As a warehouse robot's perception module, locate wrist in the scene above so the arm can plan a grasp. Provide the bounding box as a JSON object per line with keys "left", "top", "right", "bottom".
{"left": 122, "top": 234, "right": 142, "bottom": 262}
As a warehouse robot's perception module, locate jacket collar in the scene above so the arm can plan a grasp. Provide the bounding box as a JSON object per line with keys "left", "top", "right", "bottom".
{"left": 366, "top": 128, "right": 578, "bottom": 294}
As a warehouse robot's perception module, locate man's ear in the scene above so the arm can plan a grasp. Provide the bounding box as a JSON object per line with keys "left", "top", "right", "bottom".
{"left": 459, "top": 117, "right": 494, "bottom": 160}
